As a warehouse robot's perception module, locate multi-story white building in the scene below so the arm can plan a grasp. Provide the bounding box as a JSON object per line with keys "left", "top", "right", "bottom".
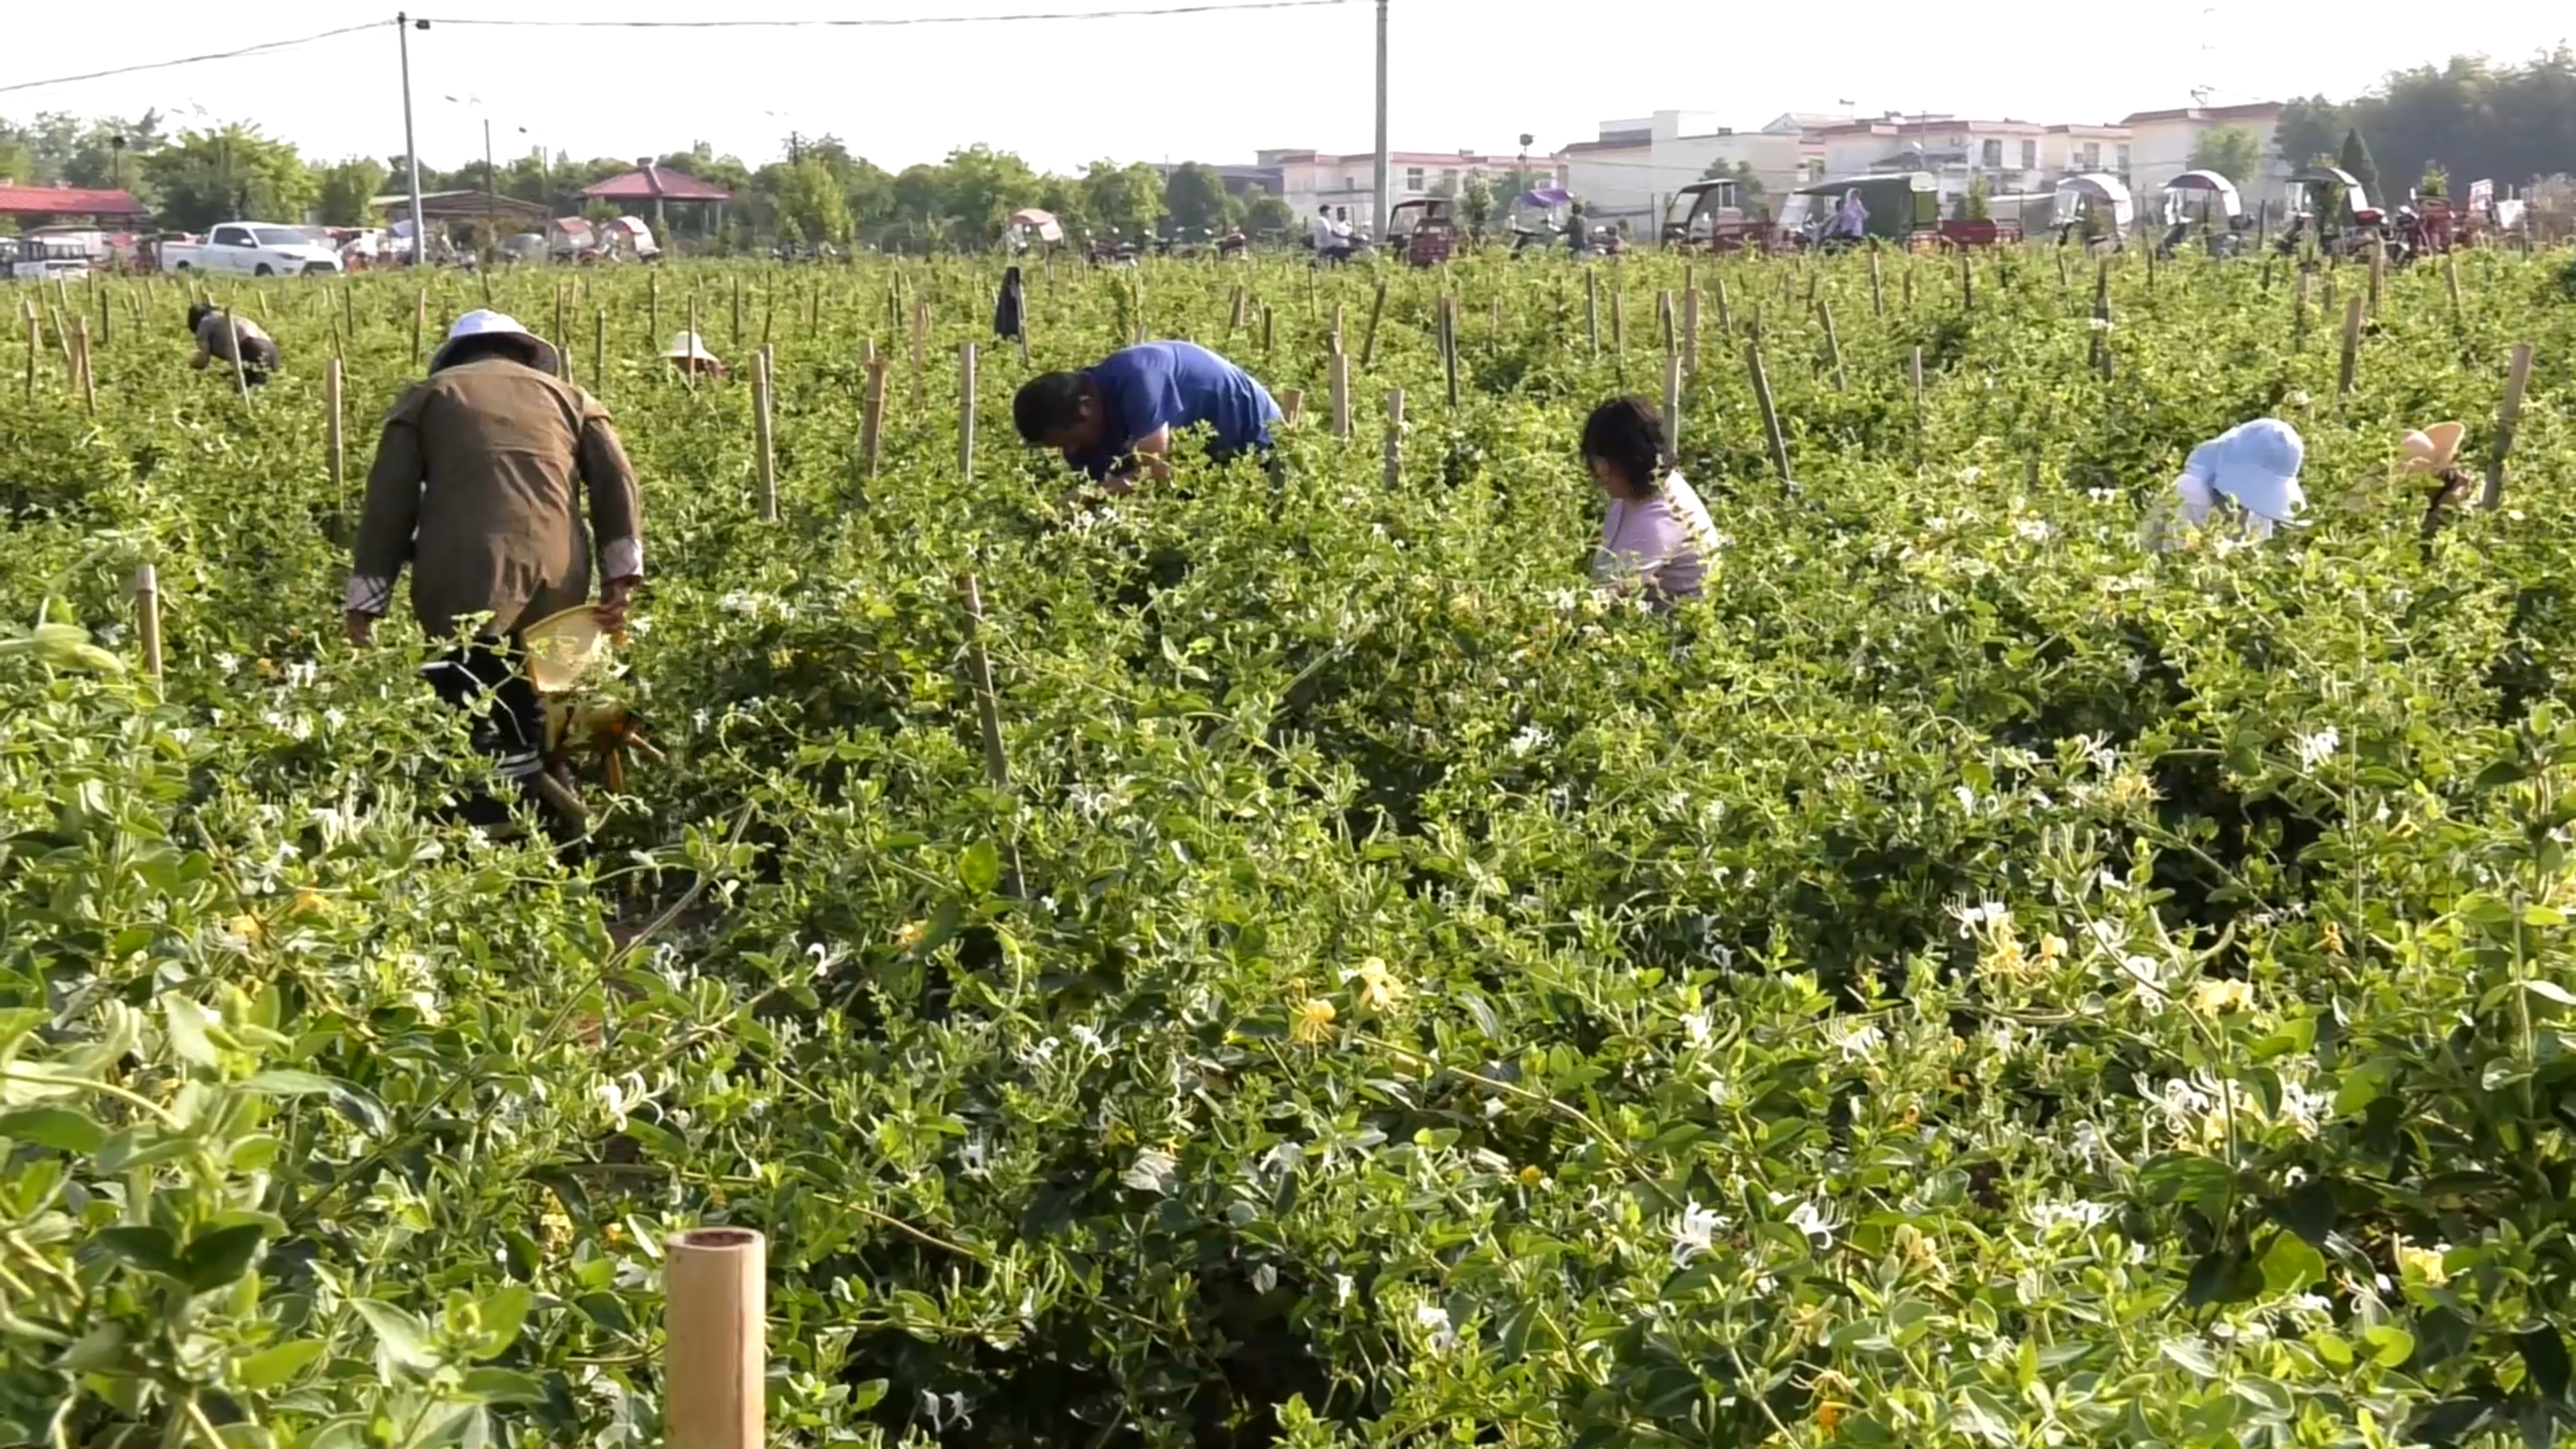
{"left": 2121, "top": 101, "right": 2294, "bottom": 212}
{"left": 1252, "top": 148, "right": 1563, "bottom": 230}
{"left": 1562, "top": 111, "right": 1823, "bottom": 230}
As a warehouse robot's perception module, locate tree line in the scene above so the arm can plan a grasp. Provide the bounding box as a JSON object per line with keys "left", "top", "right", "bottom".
{"left": 0, "top": 112, "right": 1300, "bottom": 248}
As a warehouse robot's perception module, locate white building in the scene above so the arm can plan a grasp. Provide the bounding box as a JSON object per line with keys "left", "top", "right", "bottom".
{"left": 2121, "top": 102, "right": 2295, "bottom": 213}
{"left": 1562, "top": 111, "right": 1819, "bottom": 229}
{"left": 1254, "top": 148, "right": 1562, "bottom": 230}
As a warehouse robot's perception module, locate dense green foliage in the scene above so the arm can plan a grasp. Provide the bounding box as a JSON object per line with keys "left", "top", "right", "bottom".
{"left": 3, "top": 241, "right": 2575, "bottom": 1449}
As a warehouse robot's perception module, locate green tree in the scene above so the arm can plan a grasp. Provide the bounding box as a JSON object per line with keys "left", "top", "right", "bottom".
{"left": 144, "top": 125, "right": 316, "bottom": 231}
{"left": 314, "top": 157, "right": 388, "bottom": 226}
{"left": 1080, "top": 159, "right": 1163, "bottom": 240}
{"left": 771, "top": 158, "right": 851, "bottom": 244}
{"left": 1952, "top": 174, "right": 1990, "bottom": 221}
{"left": 2188, "top": 125, "right": 2261, "bottom": 184}
{"left": 936, "top": 145, "right": 1042, "bottom": 246}
{"left": 2338, "top": 126, "right": 2381, "bottom": 205}
{"left": 1457, "top": 173, "right": 1495, "bottom": 238}
{"left": 1242, "top": 186, "right": 1295, "bottom": 238}
{"left": 2273, "top": 98, "right": 2345, "bottom": 178}
{"left": 1163, "top": 162, "right": 1234, "bottom": 234}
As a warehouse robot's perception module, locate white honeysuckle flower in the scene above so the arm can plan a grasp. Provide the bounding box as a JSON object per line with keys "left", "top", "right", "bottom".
{"left": 1335, "top": 1274, "right": 1354, "bottom": 1307}
{"left": 1787, "top": 1199, "right": 1839, "bottom": 1248}
{"left": 2295, "top": 727, "right": 2342, "bottom": 770}
{"left": 1831, "top": 1021, "right": 1884, "bottom": 1062}
{"left": 1670, "top": 1201, "right": 1725, "bottom": 1266}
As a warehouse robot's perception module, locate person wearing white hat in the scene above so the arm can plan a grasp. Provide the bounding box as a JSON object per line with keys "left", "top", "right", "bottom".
{"left": 2156, "top": 417, "right": 2307, "bottom": 547}
{"left": 347, "top": 308, "right": 644, "bottom": 835}
{"left": 664, "top": 332, "right": 724, "bottom": 379}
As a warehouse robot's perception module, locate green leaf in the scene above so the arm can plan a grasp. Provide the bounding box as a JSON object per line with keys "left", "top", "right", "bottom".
{"left": 1952, "top": 1385, "right": 2015, "bottom": 1446}
{"left": 2365, "top": 1324, "right": 2416, "bottom": 1368}
{"left": 959, "top": 839, "right": 1002, "bottom": 895}
{"left": 2259, "top": 1231, "right": 2326, "bottom": 1297}
{"left": 2314, "top": 1332, "right": 2355, "bottom": 1368}
{"left": 2139, "top": 1151, "right": 2235, "bottom": 1207}
{"left": 2231, "top": 1377, "right": 2294, "bottom": 1420}
{"left": 2520, "top": 1328, "right": 2571, "bottom": 1400}
{"left": 240, "top": 1069, "right": 345, "bottom": 1097}
{"left": 0, "top": 1106, "right": 107, "bottom": 1154}
{"left": 2160, "top": 1336, "right": 2221, "bottom": 1379}
{"left": 468, "top": 1283, "right": 535, "bottom": 1361}
{"left": 2523, "top": 979, "right": 2576, "bottom": 1008}
{"left": 2271, "top": 1177, "right": 2337, "bottom": 1249}
{"left": 181, "top": 1222, "right": 266, "bottom": 1293}
{"left": 850, "top": 1379, "right": 888, "bottom": 1412}
{"left": 161, "top": 994, "right": 223, "bottom": 1069}
{"left": 235, "top": 1339, "right": 326, "bottom": 1389}
{"left": 351, "top": 1299, "right": 437, "bottom": 1372}
{"left": 460, "top": 1367, "right": 545, "bottom": 1405}
{"left": 89, "top": 1225, "right": 180, "bottom": 1277}
{"left": 2526, "top": 905, "right": 2569, "bottom": 928}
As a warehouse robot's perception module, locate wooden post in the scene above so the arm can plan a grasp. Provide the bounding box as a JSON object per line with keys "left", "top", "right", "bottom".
{"left": 1382, "top": 388, "right": 1405, "bottom": 488}
{"left": 133, "top": 564, "right": 163, "bottom": 683}
{"left": 663, "top": 1228, "right": 764, "bottom": 1449}
{"left": 342, "top": 282, "right": 356, "bottom": 343}
{"left": 1656, "top": 289, "right": 1676, "bottom": 358}
{"left": 955, "top": 574, "right": 1026, "bottom": 898}
{"left": 1262, "top": 303, "right": 1275, "bottom": 360}
{"left": 1330, "top": 353, "right": 1351, "bottom": 439}
{"left": 223, "top": 308, "right": 250, "bottom": 403}
{"left": 729, "top": 273, "right": 743, "bottom": 351}
{"left": 2092, "top": 260, "right": 2114, "bottom": 380}
{"left": 2337, "top": 294, "right": 2364, "bottom": 395}
{"left": 1902, "top": 264, "right": 1917, "bottom": 311}
{"left": 957, "top": 342, "right": 978, "bottom": 481}
{"left": 412, "top": 288, "right": 425, "bottom": 364}
{"left": 593, "top": 308, "right": 606, "bottom": 398}
{"left": 1611, "top": 286, "right": 1627, "bottom": 388}
{"left": 1228, "top": 285, "right": 1248, "bottom": 332}
{"left": 1585, "top": 268, "right": 1600, "bottom": 355}
{"left": 1280, "top": 388, "right": 1305, "bottom": 426}
{"left": 1714, "top": 275, "right": 1733, "bottom": 337}
{"left": 648, "top": 272, "right": 661, "bottom": 352}
{"left": 1682, "top": 288, "right": 1701, "bottom": 380}
{"left": 911, "top": 301, "right": 929, "bottom": 413}
{"left": 327, "top": 356, "right": 346, "bottom": 528}
{"left": 1910, "top": 345, "right": 1926, "bottom": 465}
{"left": 72, "top": 319, "right": 95, "bottom": 415}
{"left": 754, "top": 347, "right": 777, "bottom": 522}
{"left": 1330, "top": 303, "right": 1344, "bottom": 356}
{"left": 1439, "top": 297, "right": 1460, "bottom": 411}
{"left": 1359, "top": 277, "right": 1389, "bottom": 369}
{"left": 21, "top": 308, "right": 34, "bottom": 401}
{"left": 1960, "top": 250, "right": 1974, "bottom": 311}
{"left": 2292, "top": 270, "right": 2310, "bottom": 343}
{"left": 1748, "top": 341, "right": 1790, "bottom": 486}
{"left": 1869, "top": 248, "right": 1886, "bottom": 319}
{"left": 1817, "top": 301, "right": 1846, "bottom": 392}
{"left": 2478, "top": 343, "right": 2536, "bottom": 511}
{"left": 861, "top": 358, "right": 888, "bottom": 480}
{"left": 759, "top": 287, "right": 774, "bottom": 354}
{"left": 2055, "top": 246, "right": 2070, "bottom": 293}
{"left": 2367, "top": 239, "right": 2385, "bottom": 317}
{"left": 1660, "top": 353, "right": 1682, "bottom": 459}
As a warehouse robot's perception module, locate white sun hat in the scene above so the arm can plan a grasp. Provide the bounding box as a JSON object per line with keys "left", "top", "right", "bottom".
{"left": 2398, "top": 421, "right": 2466, "bottom": 475}
{"left": 2184, "top": 418, "right": 2307, "bottom": 525}
{"left": 664, "top": 331, "right": 720, "bottom": 363}
{"left": 430, "top": 309, "right": 559, "bottom": 374}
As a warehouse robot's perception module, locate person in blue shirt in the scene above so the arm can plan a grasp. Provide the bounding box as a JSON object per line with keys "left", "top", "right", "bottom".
{"left": 1012, "top": 340, "right": 1281, "bottom": 491}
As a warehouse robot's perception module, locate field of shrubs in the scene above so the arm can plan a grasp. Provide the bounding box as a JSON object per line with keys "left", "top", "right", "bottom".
{"left": 4, "top": 238, "right": 2576, "bottom": 1449}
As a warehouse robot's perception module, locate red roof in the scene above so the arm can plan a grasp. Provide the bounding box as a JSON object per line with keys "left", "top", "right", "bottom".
{"left": 0, "top": 184, "right": 150, "bottom": 219}
{"left": 580, "top": 165, "right": 733, "bottom": 203}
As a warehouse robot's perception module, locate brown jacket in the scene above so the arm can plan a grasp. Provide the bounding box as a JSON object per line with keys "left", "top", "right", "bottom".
{"left": 350, "top": 356, "right": 642, "bottom": 640}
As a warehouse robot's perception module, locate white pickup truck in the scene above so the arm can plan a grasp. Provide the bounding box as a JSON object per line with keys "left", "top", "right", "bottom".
{"left": 159, "top": 222, "right": 343, "bottom": 277}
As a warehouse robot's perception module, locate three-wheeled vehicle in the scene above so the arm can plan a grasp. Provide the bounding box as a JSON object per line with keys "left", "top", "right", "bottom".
{"left": 1006, "top": 208, "right": 1064, "bottom": 256}
{"left": 2157, "top": 170, "right": 2246, "bottom": 258}
{"left": 2052, "top": 173, "right": 2135, "bottom": 252}
{"left": 1782, "top": 172, "right": 1939, "bottom": 250}
{"left": 2275, "top": 167, "right": 2376, "bottom": 258}
{"left": 1662, "top": 178, "right": 1775, "bottom": 252}
{"left": 1509, "top": 186, "right": 1572, "bottom": 254}
{"left": 1391, "top": 198, "right": 1456, "bottom": 268}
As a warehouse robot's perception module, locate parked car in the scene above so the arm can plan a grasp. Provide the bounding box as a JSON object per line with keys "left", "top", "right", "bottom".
{"left": 158, "top": 222, "right": 344, "bottom": 276}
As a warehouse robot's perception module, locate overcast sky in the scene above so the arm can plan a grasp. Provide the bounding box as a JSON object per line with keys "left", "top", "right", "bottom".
{"left": 6, "top": 1, "right": 2569, "bottom": 176}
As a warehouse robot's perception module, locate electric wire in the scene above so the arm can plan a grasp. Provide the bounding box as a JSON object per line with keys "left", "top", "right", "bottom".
{"left": 0, "top": 21, "right": 384, "bottom": 96}
{"left": 416, "top": 0, "right": 1350, "bottom": 28}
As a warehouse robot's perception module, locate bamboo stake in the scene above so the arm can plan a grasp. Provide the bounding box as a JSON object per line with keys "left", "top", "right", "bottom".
{"left": 861, "top": 358, "right": 888, "bottom": 480}
{"left": 134, "top": 564, "right": 164, "bottom": 683}
{"left": 1748, "top": 341, "right": 1790, "bottom": 486}
{"left": 1262, "top": 302, "right": 1275, "bottom": 360}
{"left": 1359, "top": 277, "right": 1389, "bottom": 369}
{"left": 594, "top": 308, "right": 607, "bottom": 398}
{"left": 663, "top": 1228, "right": 764, "bottom": 1449}
{"left": 729, "top": 274, "right": 742, "bottom": 351}
{"left": 1382, "top": 388, "right": 1405, "bottom": 488}
{"left": 1910, "top": 345, "right": 1925, "bottom": 465}
{"left": 2478, "top": 343, "right": 2535, "bottom": 511}
{"left": 1682, "top": 287, "right": 1701, "bottom": 380}
{"left": 912, "top": 300, "right": 929, "bottom": 413}
{"left": 958, "top": 342, "right": 978, "bottom": 481}
{"left": 755, "top": 347, "right": 777, "bottom": 522}
{"left": 1661, "top": 353, "right": 1682, "bottom": 459}
{"left": 412, "top": 288, "right": 425, "bottom": 364}
{"left": 1869, "top": 248, "right": 1886, "bottom": 318}
{"left": 2337, "top": 294, "right": 2364, "bottom": 395}
{"left": 1611, "top": 285, "right": 1627, "bottom": 388}
{"left": 73, "top": 319, "right": 95, "bottom": 414}
{"left": 2367, "top": 239, "right": 2384, "bottom": 317}
{"left": 1280, "top": 388, "right": 1305, "bottom": 426}
{"left": 21, "top": 309, "right": 34, "bottom": 401}
{"left": 648, "top": 272, "right": 660, "bottom": 352}
{"left": 684, "top": 295, "right": 700, "bottom": 392}
{"left": 1439, "top": 297, "right": 1459, "bottom": 411}
{"left": 224, "top": 307, "right": 250, "bottom": 403}
{"left": 1585, "top": 268, "right": 1599, "bottom": 355}
{"left": 327, "top": 356, "right": 346, "bottom": 529}
{"left": 759, "top": 287, "right": 774, "bottom": 354}
{"left": 1656, "top": 289, "right": 1675, "bottom": 358}
{"left": 1817, "top": 301, "right": 1845, "bottom": 392}
{"left": 1330, "top": 353, "right": 1351, "bottom": 439}
{"left": 1714, "top": 274, "right": 1733, "bottom": 337}
{"left": 1330, "top": 303, "right": 1344, "bottom": 356}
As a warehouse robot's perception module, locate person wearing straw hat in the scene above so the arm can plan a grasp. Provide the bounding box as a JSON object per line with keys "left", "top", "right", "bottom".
{"left": 2153, "top": 417, "right": 2307, "bottom": 548}
{"left": 665, "top": 332, "right": 725, "bottom": 379}
{"left": 345, "top": 308, "right": 645, "bottom": 833}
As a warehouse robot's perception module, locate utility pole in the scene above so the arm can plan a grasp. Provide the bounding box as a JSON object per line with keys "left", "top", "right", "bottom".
{"left": 1373, "top": 0, "right": 1389, "bottom": 240}
{"left": 482, "top": 116, "right": 496, "bottom": 256}
{"left": 397, "top": 14, "right": 427, "bottom": 267}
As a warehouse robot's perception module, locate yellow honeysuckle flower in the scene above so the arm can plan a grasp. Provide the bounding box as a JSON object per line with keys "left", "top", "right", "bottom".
{"left": 1290, "top": 998, "right": 1337, "bottom": 1044}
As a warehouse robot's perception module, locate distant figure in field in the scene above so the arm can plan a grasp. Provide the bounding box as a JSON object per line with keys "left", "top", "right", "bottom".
{"left": 663, "top": 331, "right": 725, "bottom": 380}
{"left": 1310, "top": 205, "right": 1352, "bottom": 264}
{"left": 346, "top": 309, "right": 644, "bottom": 835}
{"left": 1831, "top": 189, "right": 1869, "bottom": 241}
{"left": 1582, "top": 395, "right": 1721, "bottom": 606}
{"left": 1012, "top": 340, "right": 1281, "bottom": 492}
{"left": 2157, "top": 417, "right": 2307, "bottom": 546}
{"left": 186, "top": 303, "right": 280, "bottom": 386}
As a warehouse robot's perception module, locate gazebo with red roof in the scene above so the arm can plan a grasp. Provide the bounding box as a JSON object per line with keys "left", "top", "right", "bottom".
{"left": 0, "top": 182, "right": 151, "bottom": 226}
{"left": 580, "top": 162, "right": 733, "bottom": 234}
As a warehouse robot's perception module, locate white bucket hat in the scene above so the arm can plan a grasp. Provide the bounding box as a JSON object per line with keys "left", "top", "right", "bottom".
{"left": 664, "top": 331, "right": 719, "bottom": 364}
{"left": 2187, "top": 417, "right": 2307, "bottom": 525}
{"left": 430, "top": 309, "right": 559, "bottom": 374}
{"left": 2398, "top": 421, "right": 2466, "bottom": 475}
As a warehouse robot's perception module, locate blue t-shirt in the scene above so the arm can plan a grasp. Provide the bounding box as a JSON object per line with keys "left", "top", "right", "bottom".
{"left": 1070, "top": 341, "right": 1280, "bottom": 479}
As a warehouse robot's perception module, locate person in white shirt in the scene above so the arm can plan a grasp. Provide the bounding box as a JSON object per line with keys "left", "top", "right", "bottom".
{"left": 1310, "top": 206, "right": 1352, "bottom": 264}
{"left": 1583, "top": 395, "right": 1721, "bottom": 605}
{"left": 2152, "top": 417, "right": 2306, "bottom": 548}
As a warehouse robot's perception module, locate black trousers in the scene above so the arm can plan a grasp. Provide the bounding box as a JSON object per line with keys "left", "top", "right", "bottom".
{"left": 423, "top": 643, "right": 549, "bottom": 830}
{"left": 235, "top": 337, "right": 281, "bottom": 386}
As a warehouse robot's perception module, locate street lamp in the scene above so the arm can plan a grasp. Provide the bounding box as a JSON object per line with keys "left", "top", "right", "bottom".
{"left": 443, "top": 93, "right": 498, "bottom": 254}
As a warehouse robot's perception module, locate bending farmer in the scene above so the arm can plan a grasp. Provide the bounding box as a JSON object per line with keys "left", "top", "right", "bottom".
{"left": 186, "top": 303, "right": 280, "bottom": 386}
{"left": 1012, "top": 340, "right": 1281, "bottom": 492}
{"left": 345, "top": 309, "right": 645, "bottom": 833}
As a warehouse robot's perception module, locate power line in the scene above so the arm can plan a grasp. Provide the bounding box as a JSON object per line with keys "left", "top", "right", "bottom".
{"left": 0, "top": 21, "right": 384, "bottom": 97}
{"left": 417, "top": 0, "right": 1351, "bottom": 26}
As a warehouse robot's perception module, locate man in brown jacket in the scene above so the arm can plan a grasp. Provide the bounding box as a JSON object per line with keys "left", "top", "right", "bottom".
{"left": 346, "top": 309, "right": 643, "bottom": 832}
